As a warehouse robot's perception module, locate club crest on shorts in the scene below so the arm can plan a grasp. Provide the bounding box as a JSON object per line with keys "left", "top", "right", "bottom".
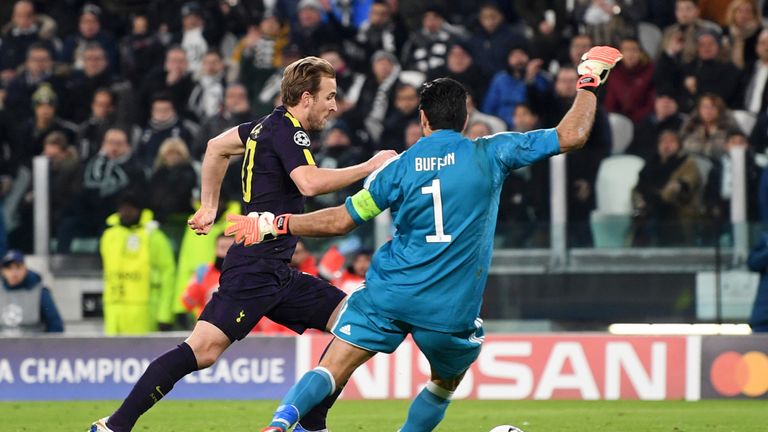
{"left": 294, "top": 131, "right": 311, "bottom": 147}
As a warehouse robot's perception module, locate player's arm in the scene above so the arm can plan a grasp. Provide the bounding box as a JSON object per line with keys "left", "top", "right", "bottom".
{"left": 289, "top": 150, "right": 397, "bottom": 197}
{"left": 557, "top": 46, "right": 623, "bottom": 154}
{"left": 188, "top": 126, "right": 244, "bottom": 234}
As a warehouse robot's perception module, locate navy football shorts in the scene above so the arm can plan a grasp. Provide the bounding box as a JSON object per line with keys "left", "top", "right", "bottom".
{"left": 199, "top": 257, "right": 345, "bottom": 341}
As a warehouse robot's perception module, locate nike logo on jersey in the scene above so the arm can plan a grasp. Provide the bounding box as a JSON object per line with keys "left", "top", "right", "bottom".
{"left": 415, "top": 153, "right": 455, "bottom": 171}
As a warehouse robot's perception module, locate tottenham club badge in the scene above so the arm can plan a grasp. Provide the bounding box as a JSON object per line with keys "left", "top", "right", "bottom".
{"left": 294, "top": 131, "right": 310, "bottom": 147}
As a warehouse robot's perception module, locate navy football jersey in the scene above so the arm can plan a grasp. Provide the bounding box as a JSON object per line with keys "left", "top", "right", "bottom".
{"left": 229, "top": 105, "right": 316, "bottom": 261}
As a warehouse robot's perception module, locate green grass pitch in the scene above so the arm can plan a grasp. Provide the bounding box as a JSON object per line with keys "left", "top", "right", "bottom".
{"left": 0, "top": 400, "right": 765, "bottom": 431}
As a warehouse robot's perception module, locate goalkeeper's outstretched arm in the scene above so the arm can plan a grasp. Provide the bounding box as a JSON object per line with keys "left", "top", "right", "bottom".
{"left": 556, "top": 45, "right": 623, "bottom": 154}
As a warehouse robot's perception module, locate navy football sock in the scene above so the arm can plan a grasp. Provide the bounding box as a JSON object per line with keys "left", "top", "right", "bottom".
{"left": 107, "top": 342, "right": 198, "bottom": 432}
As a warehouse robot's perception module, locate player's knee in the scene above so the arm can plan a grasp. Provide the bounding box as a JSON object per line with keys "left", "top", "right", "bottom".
{"left": 189, "top": 341, "right": 226, "bottom": 368}
{"left": 430, "top": 371, "right": 465, "bottom": 392}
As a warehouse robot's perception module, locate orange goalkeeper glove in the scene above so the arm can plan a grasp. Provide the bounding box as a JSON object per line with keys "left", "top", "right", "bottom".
{"left": 225, "top": 212, "right": 291, "bottom": 246}
{"left": 576, "top": 46, "right": 623, "bottom": 92}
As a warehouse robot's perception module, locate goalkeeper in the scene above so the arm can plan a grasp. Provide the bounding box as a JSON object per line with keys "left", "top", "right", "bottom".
{"left": 227, "top": 46, "right": 622, "bottom": 432}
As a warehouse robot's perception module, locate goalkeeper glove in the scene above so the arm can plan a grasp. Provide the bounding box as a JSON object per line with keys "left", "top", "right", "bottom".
{"left": 225, "top": 212, "right": 291, "bottom": 246}
{"left": 576, "top": 46, "right": 623, "bottom": 93}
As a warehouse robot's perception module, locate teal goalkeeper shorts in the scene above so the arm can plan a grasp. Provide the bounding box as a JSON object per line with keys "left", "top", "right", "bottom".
{"left": 331, "top": 287, "right": 485, "bottom": 380}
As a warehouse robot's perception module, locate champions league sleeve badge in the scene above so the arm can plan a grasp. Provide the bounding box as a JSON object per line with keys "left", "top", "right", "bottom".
{"left": 293, "top": 131, "right": 311, "bottom": 147}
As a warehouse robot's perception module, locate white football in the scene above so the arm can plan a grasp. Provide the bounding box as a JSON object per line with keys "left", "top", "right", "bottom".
{"left": 489, "top": 426, "right": 524, "bottom": 432}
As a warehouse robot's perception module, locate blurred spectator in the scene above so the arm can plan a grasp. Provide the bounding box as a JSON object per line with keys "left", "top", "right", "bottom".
{"left": 655, "top": 27, "right": 687, "bottom": 102}
{"left": 404, "top": 120, "right": 422, "bottom": 149}
{"left": 380, "top": 83, "right": 420, "bottom": 152}
{"left": 119, "top": 14, "right": 164, "bottom": 87}
{"left": 311, "top": 125, "right": 367, "bottom": 208}
{"left": 347, "top": 50, "right": 401, "bottom": 146}
{"left": 572, "top": 0, "right": 640, "bottom": 47}
{"left": 529, "top": 66, "right": 612, "bottom": 246}
{"left": 0, "top": 1, "right": 57, "bottom": 84}
{"left": 100, "top": 193, "right": 175, "bottom": 335}
{"left": 320, "top": 46, "right": 366, "bottom": 115}
{"left": 482, "top": 44, "right": 550, "bottom": 129}
{"left": 401, "top": 7, "right": 462, "bottom": 73}
{"left": 42, "top": 131, "right": 82, "bottom": 238}
{"left": 172, "top": 199, "right": 240, "bottom": 323}
{"left": 56, "top": 128, "right": 146, "bottom": 253}
{"left": 514, "top": 0, "right": 568, "bottom": 64}
{"left": 427, "top": 41, "right": 488, "bottom": 109}
{"left": 4, "top": 43, "right": 65, "bottom": 122}
{"left": 13, "top": 83, "right": 78, "bottom": 167}
{"left": 188, "top": 50, "right": 226, "bottom": 120}
{"left": 193, "top": 83, "right": 252, "bottom": 160}
{"left": 704, "top": 130, "right": 761, "bottom": 226}
{"left": 290, "top": 239, "right": 319, "bottom": 276}
{"left": 148, "top": 138, "right": 196, "bottom": 226}
{"left": 465, "top": 120, "right": 493, "bottom": 139}
{"left": 560, "top": 33, "right": 593, "bottom": 68}
{"left": 603, "top": 37, "right": 656, "bottom": 123}
{"left": 61, "top": 4, "right": 119, "bottom": 73}
{"left": 723, "top": 0, "right": 762, "bottom": 69}
{"left": 76, "top": 88, "right": 116, "bottom": 161}
{"left": 332, "top": 250, "right": 372, "bottom": 295}
{"left": 181, "top": 234, "right": 234, "bottom": 317}
{"left": 64, "top": 43, "right": 116, "bottom": 123}
{"left": 632, "top": 130, "right": 703, "bottom": 246}
{"left": 646, "top": 1, "right": 677, "bottom": 29}
{"left": 628, "top": 92, "right": 688, "bottom": 160}
{"left": 746, "top": 232, "right": 768, "bottom": 332}
{"left": 134, "top": 94, "right": 198, "bottom": 168}
{"left": 468, "top": 2, "right": 526, "bottom": 77}
{"left": 352, "top": 0, "right": 408, "bottom": 70}
{"left": 681, "top": 30, "right": 742, "bottom": 110}
{"left": 513, "top": 103, "right": 541, "bottom": 133}
{"left": 139, "top": 46, "right": 195, "bottom": 123}
{"left": 291, "top": 0, "right": 344, "bottom": 56}
{"left": 466, "top": 92, "right": 507, "bottom": 135}
{"left": 0, "top": 250, "right": 63, "bottom": 334}
{"left": 247, "top": 43, "right": 302, "bottom": 116}
{"left": 742, "top": 29, "right": 768, "bottom": 115}
{"left": 177, "top": 2, "right": 213, "bottom": 76}
{"left": 662, "top": 0, "right": 722, "bottom": 65}
{"left": 234, "top": 13, "right": 289, "bottom": 93}
{"left": 680, "top": 93, "right": 740, "bottom": 159}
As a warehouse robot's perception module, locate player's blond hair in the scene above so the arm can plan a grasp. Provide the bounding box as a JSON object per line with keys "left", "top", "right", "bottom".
{"left": 280, "top": 56, "right": 336, "bottom": 107}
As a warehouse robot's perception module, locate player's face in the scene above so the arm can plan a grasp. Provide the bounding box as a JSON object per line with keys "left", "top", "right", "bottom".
{"left": 307, "top": 76, "right": 337, "bottom": 131}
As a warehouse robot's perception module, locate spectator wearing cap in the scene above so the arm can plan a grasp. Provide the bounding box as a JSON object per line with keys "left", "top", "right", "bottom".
{"left": 134, "top": 94, "right": 198, "bottom": 168}
{"left": 100, "top": 193, "right": 176, "bottom": 334}
{"left": 681, "top": 30, "right": 742, "bottom": 110}
{"left": 380, "top": 83, "right": 420, "bottom": 152}
{"left": 64, "top": 43, "right": 117, "bottom": 124}
{"left": 427, "top": 40, "right": 489, "bottom": 108}
{"left": 4, "top": 43, "right": 66, "bottom": 123}
{"left": 0, "top": 1, "right": 58, "bottom": 84}
{"left": 401, "top": 7, "right": 463, "bottom": 73}
{"left": 468, "top": 2, "right": 527, "bottom": 77}
{"left": 603, "top": 37, "right": 657, "bottom": 123}
{"left": 61, "top": 4, "right": 119, "bottom": 74}
{"left": 56, "top": 128, "right": 146, "bottom": 253}
{"left": 139, "top": 46, "right": 195, "bottom": 123}
{"left": 352, "top": 0, "right": 408, "bottom": 71}
{"left": 193, "top": 83, "right": 252, "bottom": 160}
{"left": 0, "top": 250, "right": 64, "bottom": 334}
{"left": 481, "top": 44, "right": 550, "bottom": 129}
{"left": 291, "top": 0, "right": 346, "bottom": 57}
{"left": 13, "top": 83, "right": 77, "bottom": 168}
{"left": 628, "top": 92, "right": 688, "bottom": 160}
{"left": 345, "top": 50, "right": 402, "bottom": 147}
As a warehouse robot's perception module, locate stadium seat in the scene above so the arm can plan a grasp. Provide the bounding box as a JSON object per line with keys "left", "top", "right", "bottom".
{"left": 732, "top": 110, "right": 757, "bottom": 135}
{"left": 638, "top": 22, "right": 662, "bottom": 59}
{"left": 590, "top": 154, "right": 645, "bottom": 248}
{"left": 608, "top": 112, "right": 634, "bottom": 155}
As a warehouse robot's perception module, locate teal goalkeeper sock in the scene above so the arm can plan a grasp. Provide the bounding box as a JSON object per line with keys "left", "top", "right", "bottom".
{"left": 400, "top": 382, "right": 453, "bottom": 432}
{"left": 269, "top": 368, "right": 335, "bottom": 430}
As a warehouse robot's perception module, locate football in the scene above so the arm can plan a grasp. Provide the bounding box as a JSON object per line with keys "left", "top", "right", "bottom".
{"left": 489, "top": 426, "right": 525, "bottom": 432}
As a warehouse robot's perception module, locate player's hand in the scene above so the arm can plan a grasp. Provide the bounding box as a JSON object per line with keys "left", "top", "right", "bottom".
{"left": 576, "top": 46, "right": 623, "bottom": 90}
{"left": 188, "top": 206, "right": 218, "bottom": 235}
{"left": 367, "top": 150, "right": 398, "bottom": 172}
{"left": 225, "top": 212, "right": 291, "bottom": 246}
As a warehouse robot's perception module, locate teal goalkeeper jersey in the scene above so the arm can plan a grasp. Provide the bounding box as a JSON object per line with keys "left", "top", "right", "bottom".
{"left": 344, "top": 128, "right": 560, "bottom": 332}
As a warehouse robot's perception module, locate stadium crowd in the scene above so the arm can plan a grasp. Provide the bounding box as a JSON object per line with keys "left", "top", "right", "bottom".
{"left": 3, "top": 0, "right": 768, "bottom": 332}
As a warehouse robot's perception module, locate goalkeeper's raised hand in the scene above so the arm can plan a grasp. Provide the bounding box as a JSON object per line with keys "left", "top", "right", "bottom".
{"left": 576, "top": 46, "right": 623, "bottom": 92}
{"left": 225, "top": 212, "right": 291, "bottom": 246}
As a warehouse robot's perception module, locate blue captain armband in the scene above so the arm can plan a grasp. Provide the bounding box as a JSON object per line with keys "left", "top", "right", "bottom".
{"left": 345, "top": 189, "right": 383, "bottom": 225}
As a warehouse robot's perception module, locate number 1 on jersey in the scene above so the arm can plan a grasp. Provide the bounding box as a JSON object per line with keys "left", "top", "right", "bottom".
{"left": 421, "top": 179, "right": 452, "bottom": 243}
